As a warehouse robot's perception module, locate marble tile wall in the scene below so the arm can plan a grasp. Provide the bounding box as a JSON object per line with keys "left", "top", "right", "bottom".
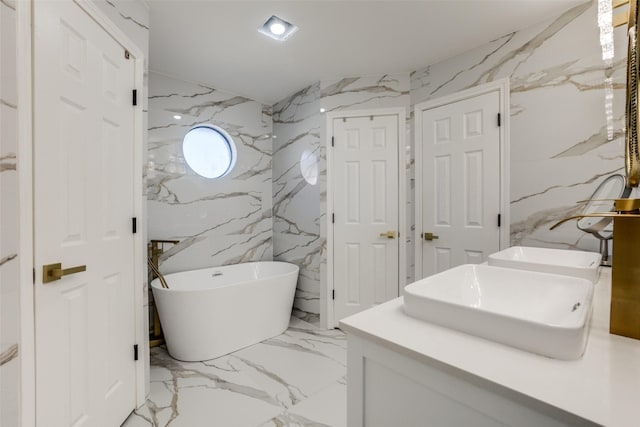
{"left": 274, "top": 2, "right": 628, "bottom": 323}
{"left": 147, "top": 72, "right": 273, "bottom": 274}
{"left": 92, "top": 0, "right": 149, "bottom": 62}
{"left": 319, "top": 74, "right": 413, "bottom": 290}
{"left": 410, "top": 1, "right": 628, "bottom": 252}
{"left": 272, "top": 75, "right": 410, "bottom": 319}
{"left": 0, "top": 0, "right": 18, "bottom": 425}
{"left": 272, "top": 83, "right": 322, "bottom": 319}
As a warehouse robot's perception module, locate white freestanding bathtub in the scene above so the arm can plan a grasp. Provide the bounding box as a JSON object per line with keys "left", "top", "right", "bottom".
{"left": 151, "top": 261, "right": 299, "bottom": 362}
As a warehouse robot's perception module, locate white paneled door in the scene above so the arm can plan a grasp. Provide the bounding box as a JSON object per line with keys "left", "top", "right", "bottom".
{"left": 418, "top": 91, "right": 501, "bottom": 278}
{"left": 34, "top": 2, "right": 136, "bottom": 426}
{"left": 333, "top": 115, "right": 399, "bottom": 323}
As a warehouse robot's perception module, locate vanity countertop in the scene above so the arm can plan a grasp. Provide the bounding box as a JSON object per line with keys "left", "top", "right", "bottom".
{"left": 339, "top": 268, "right": 640, "bottom": 427}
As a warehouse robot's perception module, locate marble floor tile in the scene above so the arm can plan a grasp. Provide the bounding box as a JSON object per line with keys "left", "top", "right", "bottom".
{"left": 122, "top": 317, "right": 346, "bottom": 427}
{"left": 262, "top": 378, "right": 347, "bottom": 427}
{"left": 291, "top": 309, "right": 321, "bottom": 328}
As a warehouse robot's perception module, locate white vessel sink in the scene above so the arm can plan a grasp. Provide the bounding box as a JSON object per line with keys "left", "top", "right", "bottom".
{"left": 488, "top": 246, "right": 601, "bottom": 283}
{"left": 403, "top": 264, "right": 594, "bottom": 360}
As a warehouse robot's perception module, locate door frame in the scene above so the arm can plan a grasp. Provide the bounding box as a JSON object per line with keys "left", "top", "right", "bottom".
{"left": 414, "top": 79, "right": 510, "bottom": 280}
{"left": 17, "top": 1, "right": 147, "bottom": 425}
{"left": 325, "top": 108, "right": 407, "bottom": 329}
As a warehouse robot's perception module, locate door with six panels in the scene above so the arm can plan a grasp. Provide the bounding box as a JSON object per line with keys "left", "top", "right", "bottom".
{"left": 417, "top": 91, "right": 501, "bottom": 279}
{"left": 332, "top": 114, "right": 400, "bottom": 323}
{"left": 33, "top": 1, "right": 137, "bottom": 426}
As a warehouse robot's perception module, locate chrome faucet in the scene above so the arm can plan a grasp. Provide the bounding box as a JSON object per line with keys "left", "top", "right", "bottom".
{"left": 551, "top": 198, "right": 640, "bottom": 340}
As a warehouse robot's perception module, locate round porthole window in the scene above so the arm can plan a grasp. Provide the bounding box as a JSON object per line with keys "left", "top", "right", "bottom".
{"left": 182, "top": 125, "right": 237, "bottom": 178}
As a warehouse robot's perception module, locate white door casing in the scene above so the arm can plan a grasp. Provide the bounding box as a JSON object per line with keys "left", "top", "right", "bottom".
{"left": 415, "top": 81, "right": 509, "bottom": 279}
{"left": 33, "top": 1, "right": 137, "bottom": 426}
{"left": 331, "top": 113, "right": 402, "bottom": 324}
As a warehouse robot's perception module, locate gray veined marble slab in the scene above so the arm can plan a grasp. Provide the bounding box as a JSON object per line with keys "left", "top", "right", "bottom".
{"left": 122, "top": 318, "right": 346, "bottom": 427}
{"left": 272, "top": 74, "right": 414, "bottom": 318}
{"left": 260, "top": 379, "right": 346, "bottom": 427}
{"left": 147, "top": 72, "right": 273, "bottom": 274}
{"left": 320, "top": 75, "right": 409, "bottom": 113}
{"left": 273, "top": 83, "right": 322, "bottom": 317}
{"left": 409, "top": 1, "right": 628, "bottom": 254}
{"left": 1, "top": 3, "right": 20, "bottom": 423}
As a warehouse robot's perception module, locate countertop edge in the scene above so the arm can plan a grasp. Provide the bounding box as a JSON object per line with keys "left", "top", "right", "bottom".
{"left": 339, "top": 268, "right": 640, "bottom": 427}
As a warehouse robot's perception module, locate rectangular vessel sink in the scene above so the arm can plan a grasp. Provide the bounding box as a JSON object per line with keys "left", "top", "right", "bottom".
{"left": 488, "top": 246, "right": 601, "bottom": 283}
{"left": 403, "top": 264, "right": 594, "bottom": 360}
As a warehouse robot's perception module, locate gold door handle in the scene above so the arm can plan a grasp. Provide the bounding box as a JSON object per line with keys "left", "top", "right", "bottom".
{"left": 42, "top": 263, "right": 87, "bottom": 284}
{"left": 379, "top": 231, "right": 397, "bottom": 239}
{"left": 423, "top": 232, "right": 439, "bottom": 241}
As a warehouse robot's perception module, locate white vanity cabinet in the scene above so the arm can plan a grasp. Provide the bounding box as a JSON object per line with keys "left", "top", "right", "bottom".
{"left": 346, "top": 334, "right": 593, "bottom": 427}
{"left": 340, "top": 269, "right": 640, "bottom": 427}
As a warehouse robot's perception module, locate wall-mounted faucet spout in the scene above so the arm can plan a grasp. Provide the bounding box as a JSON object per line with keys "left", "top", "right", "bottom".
{"left": 549, "top": 212, "right": 638, "bottom": 230}
{"left": 550, "top": 199, "right": 640, "bottom": 340}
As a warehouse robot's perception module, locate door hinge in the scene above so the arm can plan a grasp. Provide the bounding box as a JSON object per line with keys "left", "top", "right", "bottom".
{"left": 332, "top": 290, "right": 335, "bottom": 300}
{"left": 132, "top": 89, "right": 138, "bottom": 106}
{"left": 33, "top": 268, "right": 36, "bottom": 284}
{"left": 331, "top": 136, "right": 334, "bottom": 147}
{"left": 498, "top": 214, "right": 501, "bottom": 227}
{"left": 132, "top": 217, "right": 137, "bottom": 234}
{"left": 332, "top": 213, "right": 335, "bottom": 223}
{"left": 134, "top": 344, "right": 139, "bottom": 361}
{"left": 497, "top": 113, "right": 501, "bottom": 127}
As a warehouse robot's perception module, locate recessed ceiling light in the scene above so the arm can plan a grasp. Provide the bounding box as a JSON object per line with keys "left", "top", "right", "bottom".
{"left": 270, "top": 23, "right": 285, "bottom": 35}
{"left": 258, "top": 15, "right": 298, "bottom": 41}
{"left": 173, "top": 115, "right": 182, "bottom": 120}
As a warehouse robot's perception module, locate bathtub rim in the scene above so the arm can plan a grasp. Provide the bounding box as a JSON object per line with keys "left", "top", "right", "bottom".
{"left": 150, "top": 261, "right": 299, "bottom": 293}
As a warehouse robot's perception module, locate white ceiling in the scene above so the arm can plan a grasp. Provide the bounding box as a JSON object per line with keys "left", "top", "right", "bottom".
{"left": 149, "top": 0, "right": 587, "bottom": 105}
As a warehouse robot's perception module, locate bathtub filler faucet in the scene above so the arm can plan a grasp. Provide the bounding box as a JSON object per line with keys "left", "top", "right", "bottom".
{"left": 148, "top": 239, "right": 180, "bottom": 272}
{"left": 148, "top": 239, "right": 179, "bottom": 347}
{"left": 551, "top": 198, "right": 640, "bottom": 340}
